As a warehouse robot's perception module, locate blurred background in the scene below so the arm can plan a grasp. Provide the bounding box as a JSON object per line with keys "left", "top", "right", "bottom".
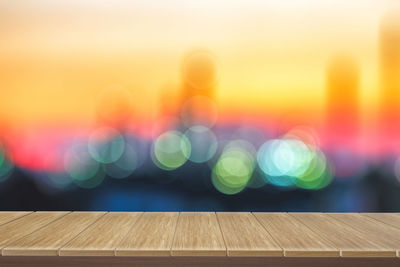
{"left": 0, "top": 0, "right": 400, "bottom": 211}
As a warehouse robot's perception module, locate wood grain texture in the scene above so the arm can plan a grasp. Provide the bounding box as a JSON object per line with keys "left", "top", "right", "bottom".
{"left": 116, "top": 212, "right": 179, "bottom": 256}
{"left": 0, "top": 212, "right": 68, "bottom": 253}
{"left": 3, "top": 212, "right": 105, "bottom": 256}
{"left": 254, "top": 213, "right": 339, "bottom": 257}
{"left": 363, "top": 213, "right": 400, "bottom": 230}
{"left": 171, "top": 212, "right": 226, "bottom": 256}
{"left": 217, "top": 212, "right": 282, "bottom": 256}
{"left": 0, "top": 212, "right": 32, "bottom": 227}
{"left": 327, "top": 213, "right": 400, "bottom": 257}
{"left": 60, "top": 212, "right": 142, "bottom": 256}
{"left": 0, "top": 212, "right": 399, "bottom": 259}
{"left": 290, "top": 213, "right": 396, "bottom": 257}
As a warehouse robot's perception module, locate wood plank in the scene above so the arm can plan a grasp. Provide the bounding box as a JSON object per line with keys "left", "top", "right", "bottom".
{"left": 327, "top": 213, "right": 400, "bottom": 257}
{"left": 216, "top": 212, "right": 282, "bottom": 257}
{"left": 0, "top": 212, "right": 68, "bottom": 253}
{"left": 60, "top": 212, "right": 142, "bottom": 256}
{"left": 171, "top": 212, "right": 226, "bottom": 256}
{"left": 2, "top": 256, "right": 400, "bottom": 267}
{"left": 116, "top": 212, "right": 179, "bottom": 256}
{"left": 363, "top": 213, "right": 400, "bottom": 230}
{"left": 289, "top": 213, "right": 396, "bottom": 257}
{"left": 254, "top": 213, "right": 339, "bottom": 257}
{"left": 0, "top": 212, "right": 32, "bottom": 227}
{"left": 3, "top": 212, "right": 105, "bottom": 256}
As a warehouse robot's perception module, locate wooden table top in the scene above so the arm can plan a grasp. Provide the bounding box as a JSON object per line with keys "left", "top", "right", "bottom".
{"left": 0, "top": 212, "right": 399, "bottom": 258}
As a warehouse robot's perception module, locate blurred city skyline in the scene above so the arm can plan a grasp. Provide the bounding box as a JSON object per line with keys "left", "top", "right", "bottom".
{"left": 0, "top": 0, "right": 400, "bottom": 211}
{"left": 0, "top": 0, "right": 399, "bottom": 126}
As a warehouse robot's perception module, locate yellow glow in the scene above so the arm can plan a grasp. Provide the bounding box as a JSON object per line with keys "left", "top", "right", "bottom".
{"left": 0, "top": 0, "right": 399, "bottom": 129}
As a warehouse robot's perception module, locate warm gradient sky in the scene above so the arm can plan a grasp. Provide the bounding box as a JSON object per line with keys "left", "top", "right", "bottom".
{"left": 0, "top": 0, "right": 399, "bottom": 134}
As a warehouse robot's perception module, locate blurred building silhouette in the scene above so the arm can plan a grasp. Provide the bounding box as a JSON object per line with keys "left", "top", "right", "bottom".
{"left": 325, "top": 55, "right": 360, "bottom": 146}
{"left": 181, "top": 50, "right": 219, "bottom": 101}
{"left": 178, "top": 50, "right": 219, "bottom": 128}
{"left": 379, "top": 11, "right": 400, "bottom": 148}
{"left": 156, "top": 50, "right": 220, "bottom": 132}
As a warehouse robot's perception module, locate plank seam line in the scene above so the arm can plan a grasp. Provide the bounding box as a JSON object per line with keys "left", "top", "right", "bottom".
{"left": 169, "top": 212, "right": 181, "bottom": 256}
{"left": 324, "top": 213, "right": 397, "bottom": 252}
{"left": 0, "top": 212, "right": 33, "bottom": 228}
{"left": 362, "top": 214, "right": 400, "bottom": 231}
{"left": 214, "top": 212, "right": 228, "bottom": 256}
{"left": 286, "top": 213, "right": 341, "bottom": 257}
{"left": 1, "top": 211, "right": 72, "bottom": 256}
{"left": 57, "top": 211, "right": 108, "bottom": 256}
{"left": 113, "top": 212, "right": 145, "bottom": 256}
{"left": 251, "top": 212, "right": 284, "bottom": 257}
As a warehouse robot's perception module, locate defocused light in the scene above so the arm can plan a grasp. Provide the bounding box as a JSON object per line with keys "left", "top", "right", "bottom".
{"left": 257, "top": 139, "right": 288, "bottom": 177}
{"left": 211, "top": 141, "right": 255, "bottom": 194}
{"left": 47, "top": 172, "right": 73, "bottom": 190}
{"left": 0, "top": 144, "right": 5, "bottom": 167}
{"left": 104, "top": 143, "right": 138, "bottom": 179}
{"left": 181, "top": 95, "right": 218, "bottom": 127}
{"left": 275, "top": 139, "right": 313, "bottom": 177}
{"left": 257, "top": 131, "right": 327, "bottom": 188}
{"left": 296, "top": 149, "right": 333, "bottom": 190}
{"left": 284, "top": 125, "right": 319, "bottom": 148}
{"left": 183, "top": 50, "right": 220, "bottom": 90}
{"left": 73, "top": 169, "right": 105, "bottom": 189}
{"left": 264, "top": 175, "right": 296, "bottom": 187}
{"left": 184, "top": 125, "right": 217, "bottom": 163}
{"left": 88, "top": 127, "right": 125, "bottom": 164}
{"left": 152, "top": 131, "right": 191, "bottom": 170}
{"left": 64, "top": 143, "right": 105, "bottom": 188}
{"left": 0, "top": 146, "right": 14, "bottom": 183}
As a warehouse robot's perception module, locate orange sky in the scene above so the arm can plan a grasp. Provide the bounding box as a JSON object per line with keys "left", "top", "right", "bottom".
{"left": 0, "top": 0, "right": 399, "bottom": 129}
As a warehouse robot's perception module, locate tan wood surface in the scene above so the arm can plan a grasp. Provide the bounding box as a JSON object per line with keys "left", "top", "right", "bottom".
{"left": 116, "top": 212, "right": 179, "bottom": 256}
{"left": 327, "top": 213, "right": 400, "bottom": 257}
{"left": 2, "top": 212, "right": 105, "bottom": 256}
{"left": 217, "top": 212, "right": 282, "bottom": 256}
{"left": 0, "top": 212, "right": 68, "bottom": 253}
{"left": 171, "top": 212, "right": 226, "bottom": 256}
{"left": 254, "top": 213, "right": 339, "bottom": 257}
{"left": 60, "top": 212, "right": 142, "bottom": 256}
{"left": 0, "top": 212, "right": 32, "bottom": 227}
{"left": 363, "top": 213, "right": 400, "bottom": 230}
{"left": 0, "top": 212, "right": 399, "bottom": 258}
{"left": 289, "top": 213, "right": 396, "bottom": 257}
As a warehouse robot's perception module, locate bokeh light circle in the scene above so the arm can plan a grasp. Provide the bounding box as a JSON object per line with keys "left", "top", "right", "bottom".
{"left": 88, "top": 127, "right": 125, "bottom": 164}
{"left": 0, "top": 151, "right": 14, "bottom": 183}
{"left": 184, "top": 126, "right": 217, "bottom": 163}
{"left": 211, "top": 141, "right": 255, "bottom": 195}
{"left": 182, "top": 50, "right": 220, "bottom": 90}
{"left": 104, "top": 144, "right": 138, "bottom": 179}
{"left": 258, "top": 139, "right": 313, "bottom": 177}
{"left": 152, "top": 131, "right": 191, "bottom": 170}
{"left": 64, "top": 143, "right": 105, "bottom": 188}
{"left": 295, "top": 149, "right": 333, "bottom": 190}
